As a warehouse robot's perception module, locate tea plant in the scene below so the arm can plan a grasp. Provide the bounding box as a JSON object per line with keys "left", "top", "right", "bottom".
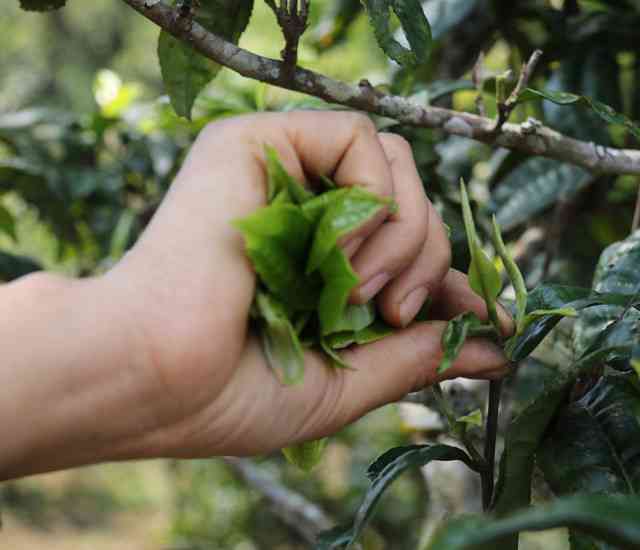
{"left": 10, "top": 1, "right": 640, "bottom": 548}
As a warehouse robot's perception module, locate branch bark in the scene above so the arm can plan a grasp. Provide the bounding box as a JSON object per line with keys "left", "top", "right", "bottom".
{"left": 122, "top": 0, "right": 640, "bottom": 175}
{"left": 223, "top": 457, "right": 333, "bottom": 544}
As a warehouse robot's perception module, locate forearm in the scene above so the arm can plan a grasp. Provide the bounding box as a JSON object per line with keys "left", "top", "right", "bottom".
{"left": 0, "top": 272, "right": 154, "bottom": 479}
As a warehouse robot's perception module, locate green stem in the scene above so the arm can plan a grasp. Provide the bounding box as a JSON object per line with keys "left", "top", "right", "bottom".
{"left": 483, "top": 379, "right": 503, "bottom": 511}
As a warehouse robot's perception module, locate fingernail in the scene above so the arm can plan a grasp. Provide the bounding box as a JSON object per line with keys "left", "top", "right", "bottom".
{"left": 399, "top": 287, "right": 429, "bottom": 327}
{"left": 357, "top": 272, "right": 390, "bottom": 302}
{"left": 343, "top": 237, "right": 364, "bottom": 258}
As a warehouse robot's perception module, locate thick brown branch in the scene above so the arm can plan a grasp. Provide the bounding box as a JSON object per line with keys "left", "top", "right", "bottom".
{"left": 123, "top": 0, "right": 640, "bottom": 175}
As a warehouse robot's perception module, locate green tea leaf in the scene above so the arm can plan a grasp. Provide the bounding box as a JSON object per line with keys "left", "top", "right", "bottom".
{"left": 491, "top": 216, "right": 526, "bottom": 327}
{"left": 460, "top": 180, "right": 502, "bottom": 322}
{"left": 317, "top": 445, "right": 478, "bottom": 549}
{"left": 265, "top": 145, "right": 314, "bottom": 204}
{"left": 318, "top": 247, "right": 360, "bottom": 335}
{"left": 329, "top": 303, "right": 376, "bottom": 334}
{"left": 19, "top": 0, "right": 66, "bottom": 11}
{"left": 255, "top": 291, "right": 305, "bottom": 385}
{"left": 282, "top": 438, "right": 328, "bottom": 472}
{"left": 158, "top": 0, "right": 254, "bottom": 119}
{"left": 427, "top": 495, "right": 640, "bottom": 550}
{"left": 321, "top": 337, "right": 353, "bottom": 369}
{"left": 438, "top": 312, "right": 484, "bottom": 374}
{"left": 633, "top": 343, "right": 640, "bottom": 379}
{"left": 307, "top": 187, "right": 389, "bottom": 274}
{"left": 325, "top": 320, "right": 394, "bottom": 349}
{"left": 361, "top": 0, "right": 432, "bottom": 67}
{"left": 234, "top": 205, "right": 321, "bottom": 309}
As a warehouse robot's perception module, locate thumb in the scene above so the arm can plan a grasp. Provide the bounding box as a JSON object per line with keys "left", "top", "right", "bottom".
{"left": 295, "top": 322, "right": 509, "bottom": 442}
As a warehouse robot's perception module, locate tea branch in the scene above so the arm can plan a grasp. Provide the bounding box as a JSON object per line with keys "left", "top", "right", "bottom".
{"left": 223, "top": 457, "right": 333, "bottom": 544}
{"left": 123, "top": 0, "right": 640, "bottom": 175}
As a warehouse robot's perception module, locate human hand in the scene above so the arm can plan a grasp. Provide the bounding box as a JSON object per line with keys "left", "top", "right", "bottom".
{"left": 101, "top": 111, "right": 512, "bottom": 459}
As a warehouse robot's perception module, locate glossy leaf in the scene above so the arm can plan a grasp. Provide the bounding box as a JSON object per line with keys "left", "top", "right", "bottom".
{"left": 255, "top": 291, "right": 305, "bottom": 385}
{"left": 317, "top": 445, "right": 478, "bottom": 549}
{"left": 508, "top": 284, "right": 633, "bottom": 362}
{"left": 438, "top": 312, "right": 484, "bottom": 374}
{"left": 539, "top": 373, "right": 640, "bottom": 497}
{"left": 158, "top": 0, "right": 254, "bottom": 118}
{"left": 427, "top": 495, "right": 640, "bottom": 550}
{"left": 632, "top": 343, "right": 640, "bottom": 378}
{"left": 307, "top": 187, "right": 389, "bottom": 274}
{"left": 19, "top": 0, "right": 65, "bottom": 10}
{"left": 519, "top": 87, "right": 640, "bottom": 140}
{"left": 282, "top": 438, "right": 328, "bottom": 472}
{"left": 574, "top": 231, "right": 640, "bottom": 359}
{"left": 490, "top": 158, "right": 593, "bottom": 231}
{"left": 361, "top": 0, "right": 432, "bottom": 67}
{"left": 318, "top": 247, "right": 360, "bottom": 335}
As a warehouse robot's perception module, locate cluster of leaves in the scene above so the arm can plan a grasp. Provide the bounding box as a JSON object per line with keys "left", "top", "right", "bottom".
{"left": 235, "top": 147, "right": 396, "bottom": 385}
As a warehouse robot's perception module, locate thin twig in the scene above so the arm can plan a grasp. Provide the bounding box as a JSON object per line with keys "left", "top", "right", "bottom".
{"left": 223, "top": 457, "right": 332, "bottom": 544}
{"left": 121, "top": 0, "right": 640, "bottom": 175}
{"left": 493, "top": 49, "right": 543, "bottom": 132}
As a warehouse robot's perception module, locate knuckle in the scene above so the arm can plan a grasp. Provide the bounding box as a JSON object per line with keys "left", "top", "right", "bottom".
{"left": 348, "top": 112, "right": 377, "bottom": 135}
{"left": 380, "top": 133, "right": 413, "bottom": 157}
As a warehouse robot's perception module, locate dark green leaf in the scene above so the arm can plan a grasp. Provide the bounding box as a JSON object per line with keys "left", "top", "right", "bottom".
{"left": 574, "top": 231, "right": 640, "bottom": 359}
{"left": 19, "top": 0, "right": 66, "bottom": 11}
{"left": 317, "top": 445, "right": 477, "bottom": 549}
{"left": 318, "top": 247, "right": 360, "bottom": 335}
{"left": 158, "top": 0, "right": 254, "bottom": 118}
{"left": 255, "top": 291, "right": 305, "bottom": 385}
{"left": 0, "top": 252, "right": 42, "bottom": 281}
{"left": 361, "top": 0, "right": 432, "bottom": 67}
{"left": 539, "top": 374, "right": 640, "bottom": 497}
{"left": 0, "top": 204, "right": 16, "bottom": 241}
{"left": 490, "top": 158, "right": 593, "bottom": 231}
{"left": 282, "top": 438, "right": 328, "bottom": 472}
{"left": 519, "top": 88, "right": 640, "bottom": 140}
{"left": 438, "top": 312, "right": 483, "bottom": 374}
{"left": 427, "top": 495, "right": 640, "bottom": 550}
{"left": 492, "top": 369, "right": 571, "bottom": 549}
{"left": 508, "top": 284, "right": 632, "bottom": 362}
{"left": 307, "top": 187, "right": 389, "bottom": 274}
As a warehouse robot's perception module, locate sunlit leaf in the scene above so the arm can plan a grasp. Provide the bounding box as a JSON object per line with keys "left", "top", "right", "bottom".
{"left": 438, "top": 312, "right": 484, "bottom": 374}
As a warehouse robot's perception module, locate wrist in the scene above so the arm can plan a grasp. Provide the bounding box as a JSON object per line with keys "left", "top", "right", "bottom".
{"left": 0, "top": 272, "right": 158, "bottom": 478}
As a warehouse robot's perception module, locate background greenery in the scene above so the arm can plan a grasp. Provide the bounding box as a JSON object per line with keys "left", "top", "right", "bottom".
{"left": 1, "top": 0, "right": 639, "bottom": 548}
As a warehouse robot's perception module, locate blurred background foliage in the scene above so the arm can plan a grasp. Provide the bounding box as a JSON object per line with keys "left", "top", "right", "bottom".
{"left": 1, "top": 0, "right": 640, "bottom": 548}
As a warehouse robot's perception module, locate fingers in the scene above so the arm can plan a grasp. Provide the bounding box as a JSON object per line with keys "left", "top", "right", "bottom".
{"left": 292, "top": 321, "right": 509, "bottom": 443}
{"left": 376, "top": 199, "right": 451, "bottom": 327}
{"left": 429, "top": 269, "right": 514, "bottom": 336}
{"left": 350, "top": 133, "right": 431, "bottom": 305}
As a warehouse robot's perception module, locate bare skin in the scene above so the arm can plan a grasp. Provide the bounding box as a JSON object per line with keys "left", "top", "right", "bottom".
{"left": 0, "top": 112, "right": 511, "bottom": 480}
